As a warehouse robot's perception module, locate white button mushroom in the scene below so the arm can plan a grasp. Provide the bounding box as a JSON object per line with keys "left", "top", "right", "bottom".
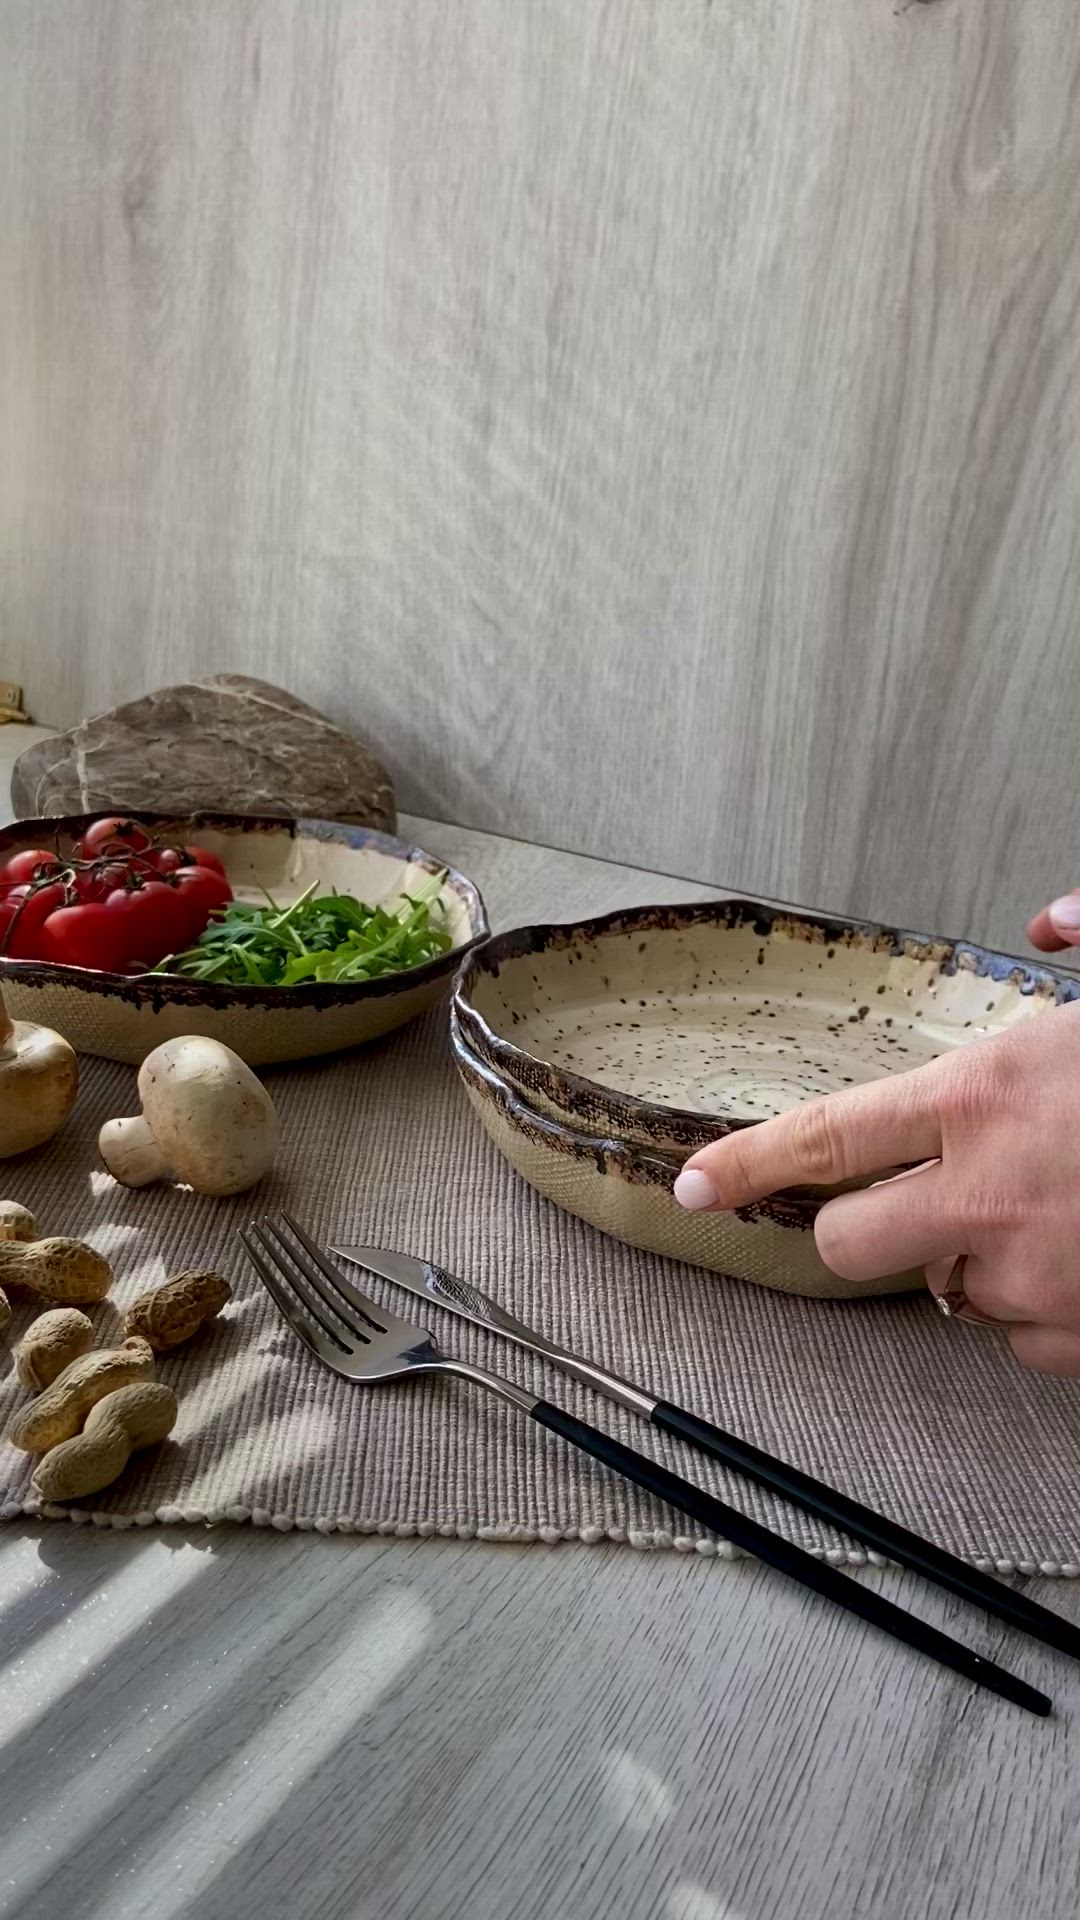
{"left": 0, "top": 989, "right": 79, "bottom": 1160}
{"left": 98, "top": 1036, "right": 279, "bottom": 1196}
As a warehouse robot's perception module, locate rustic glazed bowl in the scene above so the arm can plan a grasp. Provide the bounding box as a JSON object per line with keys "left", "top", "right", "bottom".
{"left": 0, "top": 811, "right": 488, "bottom": 1066}
{"left": 450, "top": 1010, "right": 911, "bottom": 1299}
{"left": 454, "top": 900, "right": 1079, "bottom": 1150}
{"left": 452, "top": 901, "right": 1080, "bottom": 1297}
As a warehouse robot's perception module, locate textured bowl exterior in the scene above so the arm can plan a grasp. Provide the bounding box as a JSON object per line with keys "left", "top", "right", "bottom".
{"left": 0, "top": 811, "right": 489, "bottom": 1066}
{"left": 451, "top": 1015, "right": 920, "bottom": 1300}
{"left": 6, "top": 973, "right": 454, "bottom": 1068}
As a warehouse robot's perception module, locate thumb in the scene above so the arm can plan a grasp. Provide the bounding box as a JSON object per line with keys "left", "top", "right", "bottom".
{"left": 1029, "top": 894, "right": 1080, "bottom": 951}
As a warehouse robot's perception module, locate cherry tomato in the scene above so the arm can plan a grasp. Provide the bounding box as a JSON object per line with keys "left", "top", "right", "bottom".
{"left": 72, "top": 859, "right": 131, "bottom": 903}
{"left": 183, "top": 845, "right": 227, "bottom": 878}
{"left": 0, "top": 849, "right": 62, "bottom": 888}
{"left": 170, "top": 865, "right": 233, "bottom": 944}
{"left": 2, "top": 880, "right": 68, "bottom": 958}
{"left": 147, "top": 846, "right": 187, "bottom": 877}
{"left": 37, "top": 902, "right": 136, "bottom": 973}
{"left": 103, "top": 879, "right": 193, "bottom": 970}
{"left": 144, "top": 844, "right": 228, "bottom": 880}
{"left": 73, "top": 816, "right": 152, "bottom": 861}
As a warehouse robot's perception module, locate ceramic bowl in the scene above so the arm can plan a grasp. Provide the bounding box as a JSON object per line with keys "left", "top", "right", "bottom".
{"left": 452, "top": 900, "right": 1080, "bottom": 1297}
{"left": 450, "top": 1009, "right": 916, "bottom": 1299}
{"left": 454, "top": 899, "right": 1079, "bottom": 1152}
{"left": 0, "top": 811, "right": 488, "bottom": 1066}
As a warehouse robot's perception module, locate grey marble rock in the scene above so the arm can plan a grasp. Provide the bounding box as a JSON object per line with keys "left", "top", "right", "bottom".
{"left": 10, "top": 675, "right": 396, "bottom": 830}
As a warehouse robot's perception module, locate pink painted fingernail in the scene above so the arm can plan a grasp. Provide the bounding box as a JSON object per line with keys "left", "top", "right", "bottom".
{"left": 673, "top": 1168, "right": 720, "bottom": 1211}
{"left": 1050, "top": 894, "right": 1080, "bottom": 932}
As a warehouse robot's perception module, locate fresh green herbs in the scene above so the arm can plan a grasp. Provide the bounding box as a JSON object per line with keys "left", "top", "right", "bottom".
{"left": 154, "top": 879, "right": 453, "bottom": 986}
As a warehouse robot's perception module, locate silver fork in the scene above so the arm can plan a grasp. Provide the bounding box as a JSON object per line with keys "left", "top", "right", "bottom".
{"left": 239, "top": 1213, "right": 1050, "bottom": 1717}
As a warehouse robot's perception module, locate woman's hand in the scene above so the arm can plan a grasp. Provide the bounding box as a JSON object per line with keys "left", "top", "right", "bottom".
{"left": 673, "top": 999, "right": 1080, "bottom": 1375}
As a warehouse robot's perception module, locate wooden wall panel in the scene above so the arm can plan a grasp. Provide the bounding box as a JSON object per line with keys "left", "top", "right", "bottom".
{"left": 2, "top": 0, "right": 1080, "bottom": 947}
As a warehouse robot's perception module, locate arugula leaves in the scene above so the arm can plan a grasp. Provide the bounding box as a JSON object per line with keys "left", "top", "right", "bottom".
{"left": 155, "top": 878, "right": 453, "bottom": 986}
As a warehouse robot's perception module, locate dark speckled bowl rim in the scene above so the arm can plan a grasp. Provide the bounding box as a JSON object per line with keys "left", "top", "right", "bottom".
{"left": 452, "top": 896, "right": 1080, "bottom": 1147}
{"left": 0, "top": 809, "right": 489, "bottom": 1009}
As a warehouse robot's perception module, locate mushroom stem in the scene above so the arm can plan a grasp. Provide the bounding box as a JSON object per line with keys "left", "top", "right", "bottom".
{"left": 0, "top": 989, "right": 15, "bottom": 1060}
{"left": 97, "top": 1036, "right": 279, "bottom": 1195}
{"left": 97, "top": 1116, "right": 170, "bottom": 1188}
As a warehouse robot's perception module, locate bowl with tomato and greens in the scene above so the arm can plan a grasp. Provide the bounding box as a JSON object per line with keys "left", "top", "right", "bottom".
{"left": 0, "top": 811, "right": 489, "bottom": 1065}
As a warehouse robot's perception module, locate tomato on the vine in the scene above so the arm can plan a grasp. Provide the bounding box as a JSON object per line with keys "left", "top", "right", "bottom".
{"left": 2, "top": 880, "right": 68, "bottom": 957}
{"left": 0, "top": 820, "right": 233, "bottom": 969}
{"left": 104, "top": 879, "right": 193, "bottom": 968}
{"left": 72, "top": 859, "right": 131, "bottom": 903}
{"left": 182, "top": 845, "right": 227, "bottom": 878}
{"left": 145, "top": 843, "right": 227, "bottom": 880}
{"left": 0, "top": 849, "right": 62, "bottom": 888}
{"left": 169, "top": 865, "right": 233, "bottom": 944}
{"left": 37, "top": 901, "right": 135, "bottom": 973}
{"left": 73, "top": 817, "right": 153, "bottom": 861}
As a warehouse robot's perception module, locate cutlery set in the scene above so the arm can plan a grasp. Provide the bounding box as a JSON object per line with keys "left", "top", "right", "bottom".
{"left": 242, "top": 1212, "right": 1077, "bottom": 1718}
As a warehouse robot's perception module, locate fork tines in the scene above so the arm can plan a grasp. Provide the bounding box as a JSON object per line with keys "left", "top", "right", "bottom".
{"left": 241, "top": 1214, "right": 382, "bottom": 1354}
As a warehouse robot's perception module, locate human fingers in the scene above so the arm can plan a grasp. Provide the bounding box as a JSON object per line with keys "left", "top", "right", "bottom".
{"left": 924, "top": 1254, "right": 1010, "bottom": 1326}
{"left": 1006, "top": 1324, "right": 1080, "bottom": 1377}
{"left": 812, "top": 1162, "right": 955, "bottom": 1282}
{"left": 673, "top": 1069, "right": 946, "bottom": 1213}
{"left": 1027, "top": 894, "right": 1080, "bottom": 951}
{"left": 925, "top": 1252, "right": 1080, "bottom": 1342}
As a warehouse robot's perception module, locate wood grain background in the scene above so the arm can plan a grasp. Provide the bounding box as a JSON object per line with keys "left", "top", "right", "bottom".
{"left": 3, "top": 0, "right": 1080, "bottom": 947}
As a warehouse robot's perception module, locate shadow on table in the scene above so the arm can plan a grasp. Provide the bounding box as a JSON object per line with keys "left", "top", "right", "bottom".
{"left": 3, "top": 1522, "right": 426, "bottom": 1918}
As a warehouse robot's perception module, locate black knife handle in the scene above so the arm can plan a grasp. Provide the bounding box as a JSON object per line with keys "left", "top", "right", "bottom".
{"left": 529, "top": 1399, "right": 1049, "bottom": 1716}
{"left": 651, "top": 1399, "right": 1079, "bottom": 1663}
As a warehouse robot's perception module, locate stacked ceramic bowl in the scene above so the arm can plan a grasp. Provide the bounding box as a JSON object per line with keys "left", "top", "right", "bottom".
{"left": 452, "top": 899, "right": 1079, "bottom": 1299}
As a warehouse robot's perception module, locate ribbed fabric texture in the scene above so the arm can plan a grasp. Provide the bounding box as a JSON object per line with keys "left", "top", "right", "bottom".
{"left": 2, "top": 1012, "right": 1079, "bottom": 1572}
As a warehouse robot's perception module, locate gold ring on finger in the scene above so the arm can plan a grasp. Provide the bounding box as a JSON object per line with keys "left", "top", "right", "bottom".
{"left": 931, "top": 1254, "right": 1001, "bottom": 1327}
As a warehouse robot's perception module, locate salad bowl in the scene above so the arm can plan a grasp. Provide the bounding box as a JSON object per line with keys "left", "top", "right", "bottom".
{"left": 0, "top": 811, "right": 488, "bottom": 1065}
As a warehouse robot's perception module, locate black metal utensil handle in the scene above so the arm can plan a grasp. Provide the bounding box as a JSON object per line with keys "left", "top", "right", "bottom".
{"left": 650, "top": 1400, "right": 1080, "bottom": 1665}
{"left": 530, "top": 1400, "right": 1051, "bottom": 1718}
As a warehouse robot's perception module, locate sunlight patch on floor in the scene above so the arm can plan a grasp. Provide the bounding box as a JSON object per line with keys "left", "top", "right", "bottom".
{"left": 599, "top": 1750, "right": 673, "bottom": 1834}
{"left": 667, "top": 1885, "right": 745, "bottom": 1920}
{"left": 143, "top": 1585, "right": 433, "bottom": 1917}
{"left": 2, "top": 1540, "right": 206, "bottom": 1750}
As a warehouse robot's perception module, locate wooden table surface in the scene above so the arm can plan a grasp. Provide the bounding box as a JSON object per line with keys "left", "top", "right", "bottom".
{"left": 1, "top": 771, "right": 1078, "bottom": 1919}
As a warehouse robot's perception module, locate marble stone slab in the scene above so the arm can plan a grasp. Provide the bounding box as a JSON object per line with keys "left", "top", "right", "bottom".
{"left": 10, "top": 676, "right": 396, "bottom": 830}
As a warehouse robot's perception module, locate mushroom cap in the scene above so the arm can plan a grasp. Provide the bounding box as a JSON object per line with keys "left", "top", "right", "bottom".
{"left": 0, "top": 1020, "right": 78, "bottom": 1158}
{"left": 0, "top": 1200, "right": 37, "bottom": 1242}
{"left": 137, "top": 1036, "right": 279, "bottom": 1196}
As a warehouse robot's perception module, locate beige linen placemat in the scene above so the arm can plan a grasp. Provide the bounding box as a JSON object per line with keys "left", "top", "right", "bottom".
{"left": 2, "top": 1012, "right": 1079, "bottom": 1572}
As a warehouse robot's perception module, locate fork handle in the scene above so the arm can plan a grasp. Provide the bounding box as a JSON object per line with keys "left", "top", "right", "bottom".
{"left": 528, "top": 1401, "right": 1050, "bottom": 1717}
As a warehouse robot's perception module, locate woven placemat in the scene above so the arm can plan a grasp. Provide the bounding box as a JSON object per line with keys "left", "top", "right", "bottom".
{"left": 2, "top": 1011, "right": 1079, "bottom": 1572}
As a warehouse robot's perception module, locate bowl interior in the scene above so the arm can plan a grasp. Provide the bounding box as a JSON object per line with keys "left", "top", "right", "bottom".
{"left": 0, "top": 812, "right": 481, "bottom": 983}
{"left": 464, "top": 906, "right": 1069, "bottom": 1125}
{"left": 162, "top": 820, "right": 477, "bottom": 952}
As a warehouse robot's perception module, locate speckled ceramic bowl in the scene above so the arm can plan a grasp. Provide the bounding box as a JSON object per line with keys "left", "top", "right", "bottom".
{"left": 454, "top": 900, "right": 1078, "bottom": 1151}
{"left": 452, "top": 901, "right": 1080, "bottom": 1296}
{"left": 0, "top": 811, "right": 488, "bottom": 1066}
{"left": 450, "top": 1008, "right": 912, "bottom": 1299}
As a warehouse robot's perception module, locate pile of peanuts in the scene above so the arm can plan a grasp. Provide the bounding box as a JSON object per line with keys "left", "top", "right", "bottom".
{"left": 1, "top": 1200, "right": 229, "bottom": 1502}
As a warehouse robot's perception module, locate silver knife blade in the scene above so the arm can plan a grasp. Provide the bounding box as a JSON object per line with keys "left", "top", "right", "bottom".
{"left": 333, "top": 1243, "right": 534, "bottom": 1341}
{"left": 332, "top": 1243, "right": 654, "bottom": 1416}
